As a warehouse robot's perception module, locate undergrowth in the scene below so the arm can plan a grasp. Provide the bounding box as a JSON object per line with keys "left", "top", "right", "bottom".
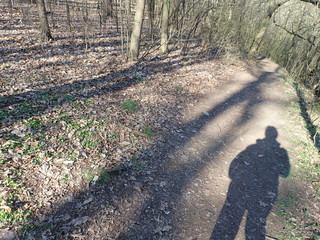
{"left": 275, "top": 73, "right": 320, "bottom": 239}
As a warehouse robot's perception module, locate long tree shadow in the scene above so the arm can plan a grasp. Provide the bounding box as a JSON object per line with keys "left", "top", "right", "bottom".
{"left": 294, "top": 83, "right": 320, "bottom": 152}
{"left": 0, "top": 52, "right": 207, "bottom": 126}
{"left": 14, "top": 59, "right": 281, "bottom": 238}
{"left": 116, "top": 65, "right": 282, "bottom": 239}
{"left": 22, "top": 60, "right": 277, "bottom": 238}
{"left": 0, "top": 36, "right": 122, "bottom": 66}
{"left": 71, "top": 63, "right": 282, "bottom": 239}
{"left": 0, "top": 50, "right": 218, "bottom": 238}
{"left": 211, "top": 126, "right": 290, "bottom": 240}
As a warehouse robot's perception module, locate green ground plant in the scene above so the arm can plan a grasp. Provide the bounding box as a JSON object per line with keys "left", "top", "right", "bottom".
{"left": 277, "top": 73, "right": 320, "bottom": 239}
{"left": 142, "top": 127, "right": 155, "bottom": 138}
{"left": 136, "top": 77, "right": 148, "bottom": 83}
{"left": 122, "top": 99, "right": 139, "bottom": 112}
{"left": 0, "top": 171, "right": 32, "bottom": 226}
{"left": 26, "top": 118, "right": 42, "bottom": 129}
{"left": 96, "top": 168, "right": 111, "bottom": 186}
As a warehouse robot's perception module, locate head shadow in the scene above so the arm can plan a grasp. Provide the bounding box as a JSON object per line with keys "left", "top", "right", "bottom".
{"left": 211, "top": 126, "right": 290, "bottom": 240}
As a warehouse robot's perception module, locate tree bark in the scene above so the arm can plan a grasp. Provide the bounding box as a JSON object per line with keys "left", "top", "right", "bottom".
{"left": 129, "top": 0, "right": 145, "bottom": 61}
{"left": 65, "top": 0, "right": 73, "bottom": 32}
{"left": 147, "top": 0, "right": 155, "bottom": 40}
{"left": 160, "top": 0, "right": 169, "bottom": 54}
{"left": 36, "top": 0, "right": 53, "bottom": 40}
{"left": 8, "top": 0, "right": 13, "bottom": 13}
{"left": 106, "top": 0, "right": 113, "bottom": 17}
{"left": 125, "top": 0, "right": 131, "bottom": 15}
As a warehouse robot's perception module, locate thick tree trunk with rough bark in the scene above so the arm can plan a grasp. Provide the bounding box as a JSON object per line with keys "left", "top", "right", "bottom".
{"left": 129, "top": 0, "right": 145, "bottom": 61}
{"left": 36, "top": 0, "right": 53, "bottom": 40}
{"left": 160, "top": 0, "right": 169, "bottom": 54}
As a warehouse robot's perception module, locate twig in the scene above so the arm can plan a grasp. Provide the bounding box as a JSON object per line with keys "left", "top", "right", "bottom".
{"left": 264, "top": 234, "right": 278, "bottom": 240}
{"left": 216, "top": 123, "right": 222, "bottom": 132}
{"left": 313, "top": 131, "right": 318, "bottom": 145}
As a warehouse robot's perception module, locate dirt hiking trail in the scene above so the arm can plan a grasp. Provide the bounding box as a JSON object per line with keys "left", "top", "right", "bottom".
{"left": 70, "top": 58, "right": 296, "bottom": 240}
{"left": 119, "top": 58, "right": 292, "bottom": 240}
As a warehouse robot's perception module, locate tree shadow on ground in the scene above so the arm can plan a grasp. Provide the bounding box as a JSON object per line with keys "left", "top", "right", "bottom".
{"left": 116, "top": 64, "right": 282, "bottom": 239}
{"left": 211, "top": 126, "right": 290, "bottom": 240}
{"left": 17, "top": 60, "right": 283, "bottom": 239}
{"left": 0, "top": 35, "right": 121, "bottom": 66}
{"left": 0, "top": 51, "right": 213, "bottom": 128}
{"left": 0, "top": 51, "right": 217, "bottom": 238}
{"left": 293, "top": 83, "right": 320, "bottom": 152}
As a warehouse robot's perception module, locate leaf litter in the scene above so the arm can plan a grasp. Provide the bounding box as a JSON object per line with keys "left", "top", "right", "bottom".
{"left": 0, "top": 3, "right": 233, "bottom": 238}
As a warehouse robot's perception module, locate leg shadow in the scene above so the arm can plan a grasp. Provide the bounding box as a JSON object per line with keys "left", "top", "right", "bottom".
{"left": 211, "top": 126, "right": 290, "bottom": 240}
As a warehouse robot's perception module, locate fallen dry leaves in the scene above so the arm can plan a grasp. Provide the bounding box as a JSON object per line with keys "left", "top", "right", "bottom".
{"left": 0, "top": 3, "right": 235, "bottom": 238}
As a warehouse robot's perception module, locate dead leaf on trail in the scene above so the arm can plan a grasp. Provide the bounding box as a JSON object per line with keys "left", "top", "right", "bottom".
{"left": 69, "top": 216, "right": 89, "bottom": 226}
{"left": 0, "top": 205, "right": 11, "bottom": 212}
{"left": 83, "top": 197, "right": 93, "bottom": 205}
{"left": 159, "top": 181, "right": 167, "bottom": 187}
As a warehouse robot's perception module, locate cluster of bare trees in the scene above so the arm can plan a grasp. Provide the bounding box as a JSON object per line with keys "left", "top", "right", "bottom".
{"left": 32, "top": 0, "right": 214, "bottom": 61}
{"left": 7, "top": 0, "right": 319, "bottom": 97}
{"left": 204, "top": 0, "right": 320, "bottom": 98}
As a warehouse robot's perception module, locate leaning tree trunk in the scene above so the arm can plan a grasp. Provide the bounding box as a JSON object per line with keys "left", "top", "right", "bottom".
{"left": 129, "top": 0, "right": 145, "bottom": 61}
{"left": 36, "top": 0, "right": 54, "bottom": 40}
{"left": 160, "top": 0, "right": 169, "bottom": 54}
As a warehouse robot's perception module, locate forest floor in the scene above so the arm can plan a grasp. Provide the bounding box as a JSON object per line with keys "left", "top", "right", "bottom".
{"left": 0, "top": 4, "right": 320, "bottom": 240}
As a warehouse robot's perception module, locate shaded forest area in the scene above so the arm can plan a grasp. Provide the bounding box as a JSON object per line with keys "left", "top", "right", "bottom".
{"left": 0, "top": 0, "right": 319, "bottom": 239}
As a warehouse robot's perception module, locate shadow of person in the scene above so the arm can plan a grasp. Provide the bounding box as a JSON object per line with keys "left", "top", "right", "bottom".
{"left": 211, "top": 126, "right": 290, "bottom": 240}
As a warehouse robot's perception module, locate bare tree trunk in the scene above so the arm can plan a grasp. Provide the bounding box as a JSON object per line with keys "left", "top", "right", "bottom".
{"left": 8, "top": 0, "right": 13, "bottom": 14}
{"left": 160, "top": 0, "right": 169, "bottom": 54}
{"left": 125, "top": 0, "right": 130, "bottom": 57}
{"left": 129, "top": 0, "right": 145, "bottom": 61}
{"left": 106, "top": 0, "right": 113, "bottom": 17}
{"left": 115, "top": 0, "right": 119, "bottom": 32}
{"left": 147, "top": 0, "right": 154, "bottom": 41}
{"left": 36, "top": 0, "right": 54, "bottom": 40}
{"left": 171, "top": 0, "right": 181, "bottom": 32}
{"left": 120, "top": 0, "right": 125, "bottom": 56}
{"left": 125, "top": 0, "right": 131, "bottom": 15}
{"left": 98, "top": 0, "right": 107, "bottom": 30}
{"left": 65, "top": 0, "right": 73, "bottom": 32}
{"left": 48, "top": 0, "right": 56, "bottom": 28}
{"left": 82, "top": 0, "right": 90, "bottom": 49}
